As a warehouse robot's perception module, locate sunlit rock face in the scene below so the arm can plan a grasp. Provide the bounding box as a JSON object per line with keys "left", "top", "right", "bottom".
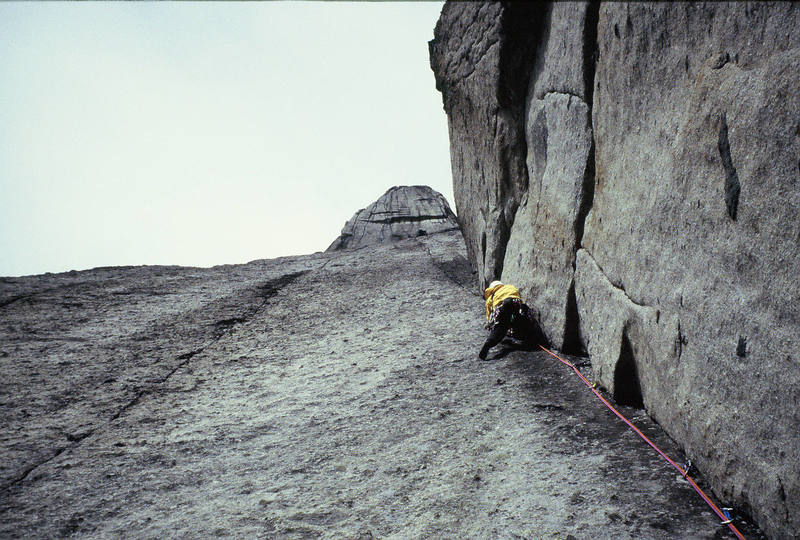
{"left": 327, "top": 185, "right": 460, "bottom": 251}
{"left": 431, "top": 2, "right": 800, "bottom": 538}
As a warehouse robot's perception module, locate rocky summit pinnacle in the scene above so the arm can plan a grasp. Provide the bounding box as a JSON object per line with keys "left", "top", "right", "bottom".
{"left": 327, "top": 185, "right": 459, "bottom": 251}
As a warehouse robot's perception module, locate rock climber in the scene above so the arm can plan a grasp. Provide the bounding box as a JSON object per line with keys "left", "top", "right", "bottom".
{"left": 479, "top": 280, "right": 547, "bottom": 360}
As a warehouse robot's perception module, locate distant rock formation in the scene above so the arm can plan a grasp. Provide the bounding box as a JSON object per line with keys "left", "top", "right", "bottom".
{"left": 430, "top": 2, "right": 800, "bottom": 539}
{"left": 327, "top": 185, "right": 460, "bottom": 251}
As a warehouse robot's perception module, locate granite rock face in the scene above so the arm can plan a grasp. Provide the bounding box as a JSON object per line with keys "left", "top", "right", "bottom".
{"left": 431, "top": 2, "right": 597, "bottom": 353}
{"left": 2, "top": 231, "right": 759, "bottom": 538}
{"left": 501, "top": 0, "right": 598, "bottom": 353}
{"left": 583, "top": 5, "right": 800, "bottom": 538}
{"left": 429, "top": 3, "right": 544, "bottom": 289}
{"left": 327, "top": 185, "right": 459, "bottom": 251}
{"left": 431, "top": 2, "right": 800, "bottom": 538}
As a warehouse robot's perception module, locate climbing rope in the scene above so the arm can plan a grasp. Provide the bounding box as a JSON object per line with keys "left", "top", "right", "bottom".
{"left": 538, "top": 345, "right": 747, "bottom": 540}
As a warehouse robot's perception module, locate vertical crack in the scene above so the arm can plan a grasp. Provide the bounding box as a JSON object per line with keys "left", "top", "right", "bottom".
{"left": 575, "top": 142, "right": 596, "bottom": 249}
{"left": 674, "top": 320, "right": 684, "bottom": 359}
{"left": 575, "top": 0, "right": 600, "bottom": 250}
{"left": 481, "top": 230, "right": 487, "bottom": 282}
{"left": 582, "top": 0, "right": 601, "bottom": 106}
{"left": 564, "top": 1, "right": 600, "bottom": 352}
{"left": 491, "top": 3, "right": 548, "bottom": 285}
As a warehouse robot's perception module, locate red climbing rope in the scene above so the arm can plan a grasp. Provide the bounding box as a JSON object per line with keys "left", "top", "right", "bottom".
{"left": 538, "top": 345, "right": 747, "bottom": 540}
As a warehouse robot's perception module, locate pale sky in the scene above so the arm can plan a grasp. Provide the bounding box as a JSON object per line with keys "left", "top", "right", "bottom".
{"left": 0, "top": 1, "right": 453, "bottom": 277}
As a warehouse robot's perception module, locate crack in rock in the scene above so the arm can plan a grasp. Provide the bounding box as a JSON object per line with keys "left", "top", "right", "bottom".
{"left": 0, "top": 293, "right": 35, "bottom": 309}
{"left": 364, "top": 214, "right": 453, "bottom": 225}
{"left": 2, "top": 446, "right": 70, "bottom": 492}
{"left": 582, "top": 249, "right": 652, "bottom": 309}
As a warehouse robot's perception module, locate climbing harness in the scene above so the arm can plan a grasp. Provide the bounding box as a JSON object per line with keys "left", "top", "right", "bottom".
{"left": 538, "top": 345, "right": 747, "bottom": 540}
{"left": 488, "top": 298, "right": 525, "bottom": 329}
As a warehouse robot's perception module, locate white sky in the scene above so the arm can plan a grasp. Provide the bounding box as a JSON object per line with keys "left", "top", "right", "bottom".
{"left": 0, "top": 1, "right": 453, "bottom": 277}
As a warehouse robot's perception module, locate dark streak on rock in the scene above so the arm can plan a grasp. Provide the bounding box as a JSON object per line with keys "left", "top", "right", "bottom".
{"left": 110, "top": 393, "right": 145, "bottom": 422}
{"left": 0, "top": 294, "right": 35, "bottom": 309}
{"left": 718, "top": 114, "right": 741, "bottom": 221}
{"left": 1, "top": 446, "right": 69, "bottom": 492}
{"left": 736, "top": 335, "right": 748, "bottom": 357}
{"left": 213, "top": 318, "right": 247, "bottom": 330}
{"left": 481, "top": 231, "right": 487, "bottom": 273}
{"left": 364, "top": 214, "right": 452, "bottom": 225}
{"left": 65, "top": 431, "right": 92, "bottom": 443}
{"left": 674, "top": 321, "right": 684, "bottom": 360}
{"left": 257, "top": 271, "right": 309, "bottom": 301}
{"left": 531, "top": 402, "right": 565, "bottom": 412}
{"left": 176, "top": 349, "right": 203, "bottom": 362}
{"left": 416, "top": 237, "right": 473, "bottom": 292}
{"left": 0, "top": 280, "right": 106, "bottom": 311}
{"left": 113, "top": 271, "right": 311, "bottom": 424}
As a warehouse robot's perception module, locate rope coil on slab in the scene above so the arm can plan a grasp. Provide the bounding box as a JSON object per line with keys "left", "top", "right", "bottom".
{"left": 538, "top": 345, "right": 747, "bottom": 540}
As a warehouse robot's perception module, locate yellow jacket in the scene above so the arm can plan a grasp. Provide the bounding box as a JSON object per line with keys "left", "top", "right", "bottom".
{"left": 484, "top": 283, "right": 521, "bottom": 320}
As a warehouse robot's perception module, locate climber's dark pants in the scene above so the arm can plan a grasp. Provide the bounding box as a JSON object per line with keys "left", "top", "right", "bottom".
{"left": 486, "top": 298, "right": 529, "bottom": 346}
{"left": 480, "top": 299, "right": 528, "bottom": 359}
{"left": 480, "top": 298, "right": 548, "bottom": 359}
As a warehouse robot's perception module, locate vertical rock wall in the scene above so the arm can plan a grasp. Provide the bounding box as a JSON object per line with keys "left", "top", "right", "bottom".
{"left": 582, "top": 5, "right": 800, "bottom": 538}
{"left": 431, "top": 2, "right": 800, "bottom": 538}
{"left": 500, "top": 2, "right": 598, "bottom": 352}
{"left": 429, "top": 2, "right": 544, "bottom": 290}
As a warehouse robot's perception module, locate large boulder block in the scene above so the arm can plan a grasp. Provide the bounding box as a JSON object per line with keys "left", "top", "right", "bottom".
{"left": 501, "top": 1, "right": 597, "bottom": 351}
